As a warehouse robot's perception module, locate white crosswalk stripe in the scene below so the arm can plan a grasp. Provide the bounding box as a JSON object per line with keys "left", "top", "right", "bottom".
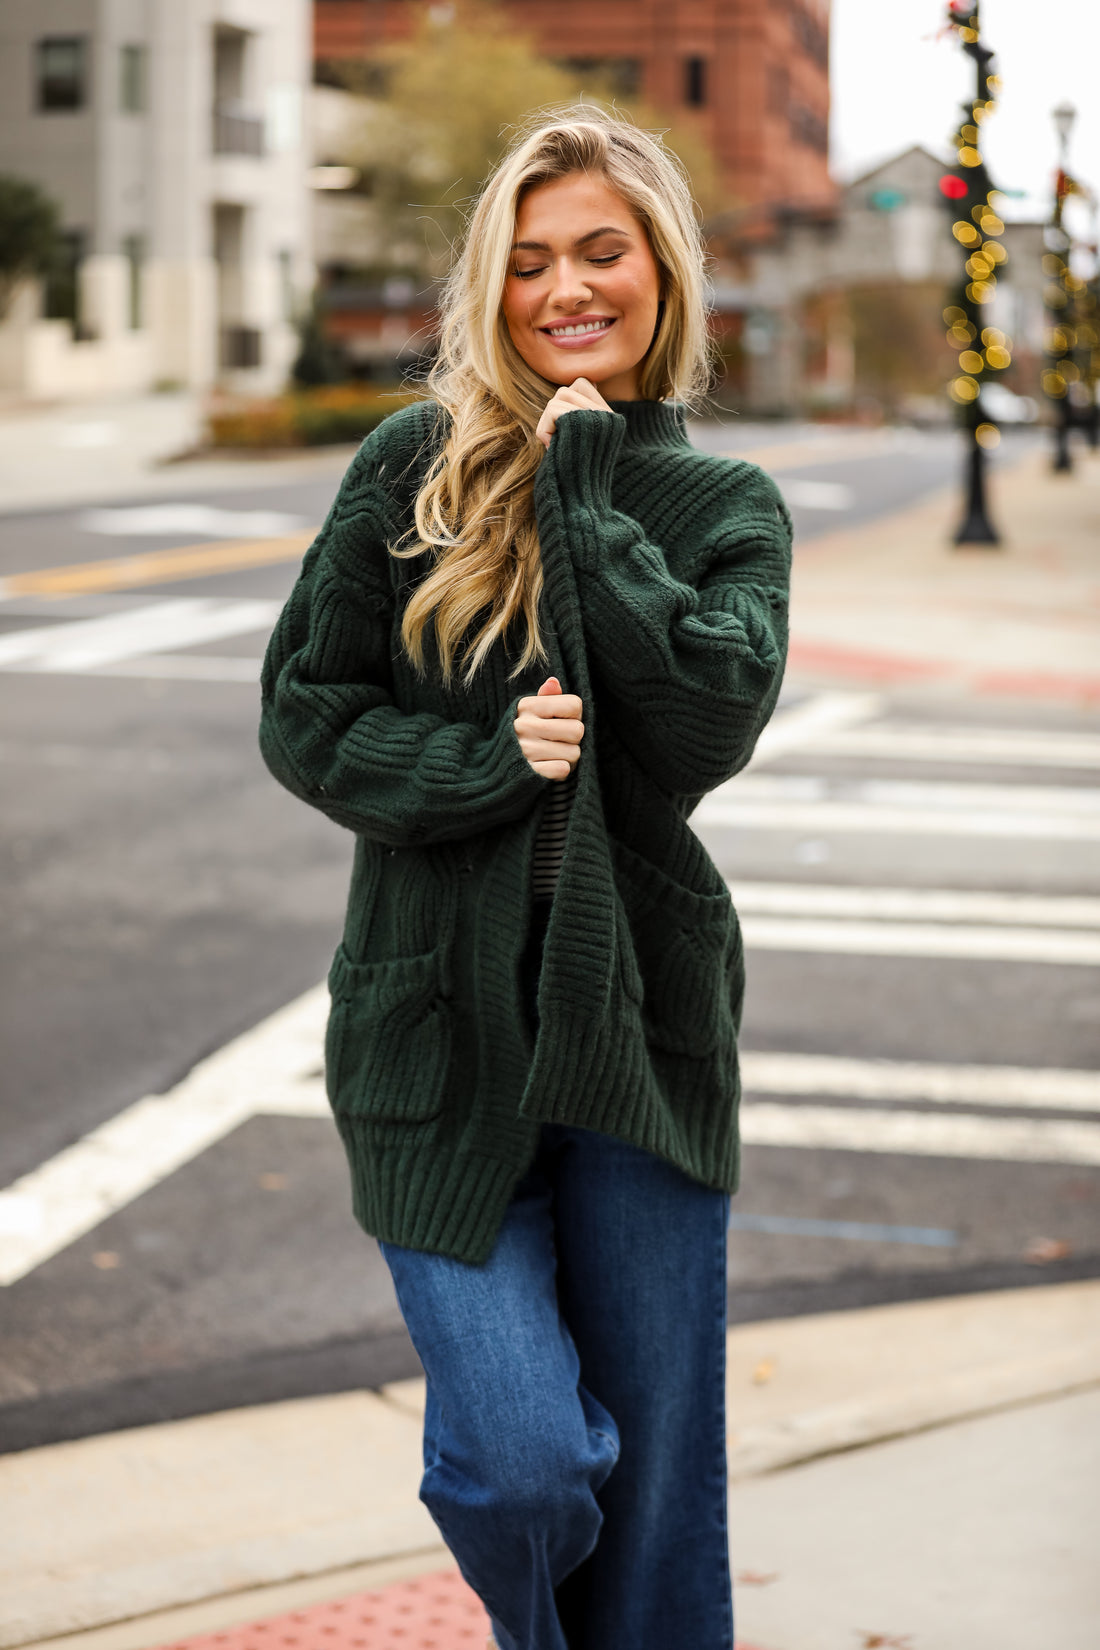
{"left": 0, "top": 598, "right": 279, "bottom": 673}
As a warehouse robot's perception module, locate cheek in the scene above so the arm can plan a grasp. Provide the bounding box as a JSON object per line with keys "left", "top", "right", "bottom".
{"left": 606, "top": 264, "right": 660, "bottom": 326}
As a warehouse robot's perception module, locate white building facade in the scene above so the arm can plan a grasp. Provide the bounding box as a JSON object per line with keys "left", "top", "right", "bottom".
{"left": 0, "top": 0, "right": 312, "bottom": 399}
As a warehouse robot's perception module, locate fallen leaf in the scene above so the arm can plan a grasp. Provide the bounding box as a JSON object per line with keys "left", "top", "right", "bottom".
{"left": 751, "top": 1358, "right": 776, "bottom": 1385}
{"left": 92, "top": 1251, "right": 121, "bottom": 1270}
{"left": 259, "top": 1173, "right": 289, "bottom": 1191}
{"left": 735, "top": 1570, "right": 779, "bottom": 1587}
{"left": 1024, "top": 1236, "right": 1072, "bottom": 1264}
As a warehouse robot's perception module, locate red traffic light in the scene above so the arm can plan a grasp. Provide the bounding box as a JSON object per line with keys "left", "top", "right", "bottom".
{"left": 940, "top": 174, "right": 968, "bottom": 199}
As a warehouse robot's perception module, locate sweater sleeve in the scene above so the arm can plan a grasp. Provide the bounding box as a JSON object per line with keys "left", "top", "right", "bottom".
{"left": 259, "top": 422, "right": 548, "bottom": 847}
{"left": 533, "top": 408, "right": 792, "bottom": 796}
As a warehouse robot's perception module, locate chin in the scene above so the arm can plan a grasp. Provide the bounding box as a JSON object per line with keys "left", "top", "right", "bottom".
{"left": 536, "top": 351, "right": 630, "bottom": 386}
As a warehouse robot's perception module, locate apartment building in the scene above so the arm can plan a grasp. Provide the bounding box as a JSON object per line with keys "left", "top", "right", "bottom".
{"left": 313, "top": 0, "right": 835, "bottom": 218}
{"left": 0, "top": 0, "right": 312, "bottom": 398}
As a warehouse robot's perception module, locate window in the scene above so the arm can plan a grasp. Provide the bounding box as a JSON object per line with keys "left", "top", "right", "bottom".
{"left": 122, "top": 234, "right": 145, "bottom": 329}
{"left": 684, "top": 56, "right": 707, "bottom": 108}
{"left": 44, "top": 230, "right": 85, "bottom": 332}
{"left": 37, "top": 37, "right": 87, "bottom": 111}
{"left": 557, "top": 57, "right": 641, "bottom": 98}
{"left": 790, "top": 103, "right": 829, "bottom": 155}
{"left": 120, "top": 44, "right": 146, "bottom": 112}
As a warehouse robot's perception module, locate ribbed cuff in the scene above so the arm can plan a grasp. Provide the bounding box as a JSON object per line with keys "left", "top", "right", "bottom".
{"left": 545, "top": 408, "right": 626, "bottom": 527}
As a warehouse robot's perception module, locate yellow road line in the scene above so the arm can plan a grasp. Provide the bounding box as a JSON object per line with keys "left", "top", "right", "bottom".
{"left": 0, "top": 529, "right": 319, "bottom": 599}
{"left": 721, "top": 434, "right": 897, "bottom": 473}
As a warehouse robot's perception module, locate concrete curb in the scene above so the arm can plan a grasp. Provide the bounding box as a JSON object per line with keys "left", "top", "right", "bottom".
{"left": 3, "top": 1280, "right": 1098, "bottom": 1647}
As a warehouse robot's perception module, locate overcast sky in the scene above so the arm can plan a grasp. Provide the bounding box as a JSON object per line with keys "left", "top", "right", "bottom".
{"left": 831, "top": 0, "right": 1099, "bottom": 225}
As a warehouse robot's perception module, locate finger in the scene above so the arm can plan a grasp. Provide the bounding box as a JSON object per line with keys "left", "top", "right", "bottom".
{"left": 537, "top": 676, "right": 561, "bottom": 696}
{"left": 517, "top": 694, "right": 582, "bottom": 719}
{"left": 523, "top": 739, "right": 581, "bottom": 767}
{"left": 530, "top": 759, "right": 573, "bottom": 781}
{"left": 517, "top": 719, "right": 584, "bottom": 750}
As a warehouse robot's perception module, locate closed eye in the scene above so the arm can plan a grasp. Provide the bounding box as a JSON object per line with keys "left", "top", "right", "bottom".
{"left": 511, "top": 252, "right": 626, "bottom": 280}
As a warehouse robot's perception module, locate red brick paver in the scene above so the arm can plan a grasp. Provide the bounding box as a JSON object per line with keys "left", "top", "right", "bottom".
{"left": 152, "top": 1565, "right": 766, "bottom": 1649}
{"left": 156, "top": 1568, "right": 488, "bottom": 1650}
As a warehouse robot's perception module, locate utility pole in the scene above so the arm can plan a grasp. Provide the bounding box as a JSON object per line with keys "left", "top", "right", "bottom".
{"left": 939, "top": 1, "right": 1007, "bottom": 546}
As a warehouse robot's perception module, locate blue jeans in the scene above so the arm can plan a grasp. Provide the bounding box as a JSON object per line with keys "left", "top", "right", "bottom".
{"left": 378, "top": 909, "right": 734, "bottom": 1649}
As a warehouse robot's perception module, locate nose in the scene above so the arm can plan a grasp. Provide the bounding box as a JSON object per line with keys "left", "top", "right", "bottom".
{"left": 547, "top": 255, "right": 592, "bottom": 312}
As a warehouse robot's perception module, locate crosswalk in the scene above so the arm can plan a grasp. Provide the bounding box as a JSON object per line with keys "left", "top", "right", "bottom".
{"left": 0, "top": 621, "right": 1095, "bottom": 1285}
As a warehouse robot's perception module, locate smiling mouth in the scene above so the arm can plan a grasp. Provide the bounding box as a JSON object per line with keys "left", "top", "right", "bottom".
{"left": 540, "top": 318, "right": 616, "bottom": 341}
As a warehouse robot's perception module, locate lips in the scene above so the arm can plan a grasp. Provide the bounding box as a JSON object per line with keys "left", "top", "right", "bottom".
{"left": 539, "top": 317, "right": 616, "bottom": 347}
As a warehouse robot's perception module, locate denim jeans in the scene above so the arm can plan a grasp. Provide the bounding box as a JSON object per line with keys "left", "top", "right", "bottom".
{"left": 378, "top": 909, "right": 734, "bottom": 1649}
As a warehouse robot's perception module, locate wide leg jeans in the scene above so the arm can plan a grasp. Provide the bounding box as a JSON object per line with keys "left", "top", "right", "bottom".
{"left": 377, "top": 904, "right": 734, "bottom": 1650}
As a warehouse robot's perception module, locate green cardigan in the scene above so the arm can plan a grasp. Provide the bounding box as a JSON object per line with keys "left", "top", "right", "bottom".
{"left": 259, "top": 398, "right": 792, "bottom": 1264}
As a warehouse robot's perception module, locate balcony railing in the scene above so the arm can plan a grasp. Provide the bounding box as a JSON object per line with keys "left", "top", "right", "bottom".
{"left": 213, "top": 103, "right": 265, "bottom": 157}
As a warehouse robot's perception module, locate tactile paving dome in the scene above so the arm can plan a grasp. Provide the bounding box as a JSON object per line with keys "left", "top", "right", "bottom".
{"left": 156, "top": 1567, "right": 490, "bottom": 1650}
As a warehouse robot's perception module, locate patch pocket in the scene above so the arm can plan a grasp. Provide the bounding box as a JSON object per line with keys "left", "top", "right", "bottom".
{"left": 325, "top": 945, "right": 451, "bottom": 1124}
{"left": 611, "top": 839, "right": 740, "bottom": 1056}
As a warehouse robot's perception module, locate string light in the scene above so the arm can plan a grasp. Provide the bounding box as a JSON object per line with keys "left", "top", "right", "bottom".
{"left": 941, "top": 1, "right": 1002, "bottom": 543}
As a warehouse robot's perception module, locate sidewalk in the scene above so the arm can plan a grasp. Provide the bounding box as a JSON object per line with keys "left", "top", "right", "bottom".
{"left": 785, "top": 444, "right": 1100, "bottom": 705}
{"left": 0, "top": 393, "right": 353, "bottom": 515}
{"left": 4, "top": 1281, "right": 1098, "bottom": 1650}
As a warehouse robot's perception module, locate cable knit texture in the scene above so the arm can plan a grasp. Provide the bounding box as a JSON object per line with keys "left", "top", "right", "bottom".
{"left": 259, "top": 398, "right": 792, "bottom": 1264}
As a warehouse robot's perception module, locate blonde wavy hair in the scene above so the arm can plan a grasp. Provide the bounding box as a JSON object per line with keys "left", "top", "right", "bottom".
{"left": 392, "top": 106, "right": 712, "bottom": 686}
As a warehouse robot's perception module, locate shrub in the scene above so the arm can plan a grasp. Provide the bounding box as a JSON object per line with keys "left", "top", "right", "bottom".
{"left": 204, "top": 386, "right": 419, "bottom": 449}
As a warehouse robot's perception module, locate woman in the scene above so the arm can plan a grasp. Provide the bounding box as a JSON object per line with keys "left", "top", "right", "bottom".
{"left": 260, "top": 109, "right": 791, "bottom": 1650}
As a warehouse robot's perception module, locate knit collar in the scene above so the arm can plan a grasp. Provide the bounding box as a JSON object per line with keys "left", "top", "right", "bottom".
{"left": 606, "top": 399, "right": 690, "bottom": 449}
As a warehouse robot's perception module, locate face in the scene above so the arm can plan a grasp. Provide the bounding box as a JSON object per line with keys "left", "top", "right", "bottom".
{"left": 502, "top": 171, "right": 663, "bottom": 401}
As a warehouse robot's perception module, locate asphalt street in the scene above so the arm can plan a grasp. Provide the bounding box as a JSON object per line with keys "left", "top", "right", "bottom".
{"left": 1, "top": 419, "right": 1096, "bottom": 1453}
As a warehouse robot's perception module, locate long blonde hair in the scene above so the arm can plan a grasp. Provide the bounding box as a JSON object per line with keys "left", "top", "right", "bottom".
{"left": 393, "top": 106, "right": 712, "bottom": 686}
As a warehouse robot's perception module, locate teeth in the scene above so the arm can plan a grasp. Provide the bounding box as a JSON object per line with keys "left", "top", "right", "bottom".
{"left": 546, "top": 320, "right": 612, "bottom": 337}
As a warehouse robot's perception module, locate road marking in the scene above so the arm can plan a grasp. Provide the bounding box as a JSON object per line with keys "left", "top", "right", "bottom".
{"left": 750, "top": 691, "right": 883, "bottom": 762}
{"left": 2, "top": 984, "right": 1099, "bottom": 1287}
{"left": 0, "top": 597, "right": 279, "bottom": 671}
{"left": 738, "top": 1051, "right": 1100, "bottom": 1111}
{"left": 738, "top": 915, "right": 1100, "bottom": 965}
{"left": 779, "top": 479, "right": 855, "bottom": 510}
{"left": 727, "top": 1212, "right": 957, "bottom": 1247}
{"left": 739, "top": 1103, "right": 1100, "bottom": 1166}
{"left": 76, "top": 654, "right": 263, "bottom": 683}
{"left": 698, "top": 774, "right": 1100, "bottom": 839}
{"left": 79, "top": 504, "right": 309, "bottom": 538}
{"left": 721, "top": 775, "right": 1100, "bottom": 815}
{"left": 0, "top": 987, "right": 329, "bottom": 1286}
{"left": 718, "top": 431, "right": 912, "bottom": 472}
{"left": 729, "top": 881, "right": 1100, "bottom": 928}
{"left": 807, "top": 724, "right": 1100, "bottom": 771}
{"left": 0, "top": 530, "right": 316, "bottom": 600}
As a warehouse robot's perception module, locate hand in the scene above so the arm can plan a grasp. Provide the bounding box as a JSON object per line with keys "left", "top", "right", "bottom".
{"left": 514, "top": 676, "right": 585, "bottom": 781}
{"left": 535, "top": 378, "right": 613, "bottom": 450}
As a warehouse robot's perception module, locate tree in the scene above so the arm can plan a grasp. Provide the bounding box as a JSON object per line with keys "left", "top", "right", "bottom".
{"left": 0, "top": 175, "right": 63, "bottom": 320}
{"left": 341, "top": 0, "right": 722, "bottom": 279}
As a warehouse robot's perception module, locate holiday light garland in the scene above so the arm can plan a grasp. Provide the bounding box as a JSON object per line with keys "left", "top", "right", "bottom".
{"left": 939, "top": 2, "right": 1009, "bottom": 454}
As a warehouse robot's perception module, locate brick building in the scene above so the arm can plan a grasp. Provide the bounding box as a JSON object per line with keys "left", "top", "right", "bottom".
{"left": 313, "top": 0, "right": 834, "bottom": 218}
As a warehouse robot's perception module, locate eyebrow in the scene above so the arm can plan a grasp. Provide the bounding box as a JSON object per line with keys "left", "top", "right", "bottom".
{"left": 511, "top": 225, "right": 633, "bottom": 252}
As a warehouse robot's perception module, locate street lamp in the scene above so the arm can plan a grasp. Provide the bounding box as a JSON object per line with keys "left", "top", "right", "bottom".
{"left": 939, "top": 2, "right": 1006, "bottom": 546}
{"left": 1052, "top": 102, "right": 1076, "bottom": 153}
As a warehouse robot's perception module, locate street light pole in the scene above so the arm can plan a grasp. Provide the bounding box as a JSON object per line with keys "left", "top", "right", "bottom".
{"left": 940, "top": 2, "right": 1006, "bottom": 546}
{"left": 1044, "top": 103, "right": 1078, "bottom": 473}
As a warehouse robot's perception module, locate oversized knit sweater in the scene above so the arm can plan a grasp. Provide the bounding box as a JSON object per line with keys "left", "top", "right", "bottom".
{"left": 259, "top": 397, "right": 792, "bottom": 1265}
